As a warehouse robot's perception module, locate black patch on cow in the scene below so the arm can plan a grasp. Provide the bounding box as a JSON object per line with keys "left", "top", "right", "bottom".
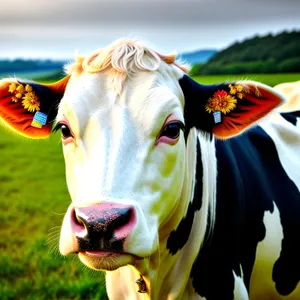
{"left": 280, "top": 111, "right": 300, "bottom": 126}
{"left": 190, "top": 126, "right": 300, "bottom": 299}
{"left": 167, "top": 140, "right": 203, "bottom": 254}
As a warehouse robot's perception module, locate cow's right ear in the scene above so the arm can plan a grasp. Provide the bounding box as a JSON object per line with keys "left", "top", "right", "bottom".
{"left": 180, "top": 75, "right": 285, "bottom": 139}
{"left": 0, "top": 75, "right": 70, "bottom": 139}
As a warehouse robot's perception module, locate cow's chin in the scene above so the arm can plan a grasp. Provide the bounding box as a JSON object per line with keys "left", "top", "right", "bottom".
{"left": 78, "top": 251, "right": 135, "bottom": 271}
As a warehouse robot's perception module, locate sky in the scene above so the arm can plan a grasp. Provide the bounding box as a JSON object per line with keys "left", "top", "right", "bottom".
{"left": 1, "top": 0, "right": 300, "bottom": 59}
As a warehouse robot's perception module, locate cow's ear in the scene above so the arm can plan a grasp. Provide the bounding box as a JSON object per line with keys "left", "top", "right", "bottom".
{"left": 180, "top": 75, "right": 286, "bottom": 139}
{"left": 0, "top": 75, "right": 70, "bottom": 139}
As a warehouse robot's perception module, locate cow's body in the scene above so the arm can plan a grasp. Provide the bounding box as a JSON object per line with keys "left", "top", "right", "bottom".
{"left": 186, "top": 111, "right": 300, "bottom": 299}
{"left": 0, "top": 40, "right": 299, "bottom": 299}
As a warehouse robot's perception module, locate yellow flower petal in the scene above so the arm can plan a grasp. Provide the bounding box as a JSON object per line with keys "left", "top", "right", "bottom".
{"left": 236, "top": 85, "right": 243, "bottom": 92}
{"left": 25, "top": 84, "right": 33, "bottom": 92}
{"left": 11, "top": 96, "right": 19, "bottom": 103}
{"left": 9, "top": 83, "right": 17, "bottom": 93}
{"left": 237, "top": 92, "right": 243, "bottom": 99}
{"left": 229, "top": 84, "right": 237, "bottom": 95}
{"left": 16, "top": 93, "right": 23, "bottom": 99}
{"left": 16, "top": 84, "right": 25, "bottom": 93}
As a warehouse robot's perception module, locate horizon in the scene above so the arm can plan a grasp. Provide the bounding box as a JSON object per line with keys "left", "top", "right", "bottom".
{"left": 1, "top": 0, "right": 299, "bottom": 60}
{"left": 1, "top": 29, "right": 299, "bottom": 61}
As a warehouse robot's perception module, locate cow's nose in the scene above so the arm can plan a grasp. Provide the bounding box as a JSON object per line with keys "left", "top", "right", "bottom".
{"left": 71, "top": 203, "right": 136, "bottom": 252}
{"left": 75, "top": 204, "right": 134, "bottom": 238}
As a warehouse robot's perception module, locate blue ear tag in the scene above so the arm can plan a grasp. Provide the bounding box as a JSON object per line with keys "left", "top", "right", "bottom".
{"left": 31, "top": 112, "right": 48, "bottom": 128}
{"left": 213, "top": 111, "right": 222, "bottom": 124}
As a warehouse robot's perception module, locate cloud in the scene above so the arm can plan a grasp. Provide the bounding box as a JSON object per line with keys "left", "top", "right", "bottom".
{"left": 1, "top": 0, "right": 299, "bottom": 58}
{"left": 2, "top": 0, "right": 300, "bottom": 25}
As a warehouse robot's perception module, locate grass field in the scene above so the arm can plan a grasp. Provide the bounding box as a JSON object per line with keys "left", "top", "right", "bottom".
{"left": 1, "top": 73, "right": 299, "bottom": 299}
{"left": 0, "top": 131, "right": 107, "bottom": 300}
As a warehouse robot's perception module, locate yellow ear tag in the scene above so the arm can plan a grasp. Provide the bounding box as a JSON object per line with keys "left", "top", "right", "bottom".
{"left": 31, "top": 112, "right": 48, "bottom": 128}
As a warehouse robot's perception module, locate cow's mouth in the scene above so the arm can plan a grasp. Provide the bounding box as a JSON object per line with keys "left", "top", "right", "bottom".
{"left": 78, "top": 251, "right": 140, "bottom": 271}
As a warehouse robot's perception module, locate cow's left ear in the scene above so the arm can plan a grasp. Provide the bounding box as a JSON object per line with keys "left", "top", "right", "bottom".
{"left": 0, "top": 75, "right": 70, "bottom": 138}
{"left": 180, "top": 75, "right": 286, "bottom": 139}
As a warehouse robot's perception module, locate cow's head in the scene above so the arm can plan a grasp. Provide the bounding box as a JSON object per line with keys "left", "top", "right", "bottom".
{"left": 0, "top": 40, "right": 285, "bottom": 277}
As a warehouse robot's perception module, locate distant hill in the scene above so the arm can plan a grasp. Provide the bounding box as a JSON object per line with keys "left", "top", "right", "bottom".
{"left": 0, "top": 59, "right": 67, "bottom": 79}
{"left": 179, "top": 49, "right": 217, "bottom": 65}
{"left": 191, "top": 30, "right": 300, "bottom": 75}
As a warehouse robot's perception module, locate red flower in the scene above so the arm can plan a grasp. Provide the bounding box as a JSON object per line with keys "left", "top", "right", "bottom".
{"left": 214, "top": 90, "right": 228, "bottom": 98}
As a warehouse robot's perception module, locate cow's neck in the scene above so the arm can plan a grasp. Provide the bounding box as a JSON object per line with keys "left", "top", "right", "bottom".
{"left": 106, "top": 129, "right": 217, "bottom": 300}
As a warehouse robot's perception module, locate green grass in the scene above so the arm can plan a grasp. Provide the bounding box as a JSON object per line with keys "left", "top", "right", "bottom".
{"left": 1, "top": 72, "right": 299, "bottom": 299}
{"left": 0, "top": 130, "right": 107, "bottom": 300}
{"left": 192, "top": 73, "right": 300, "bottom": 86}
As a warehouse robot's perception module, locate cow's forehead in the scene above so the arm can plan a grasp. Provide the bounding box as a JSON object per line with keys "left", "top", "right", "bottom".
{"left": 58, "top": 63, "right": 185, "bottom": 132}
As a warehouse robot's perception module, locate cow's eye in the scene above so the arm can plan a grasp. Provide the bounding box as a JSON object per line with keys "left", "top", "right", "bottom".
{"left": 160, "top": 122, "right": 184, "bottom": 139}
{"left": 60, "top": 124, "right": 72, "bottom": 139}
{"left": 53, "top": 123, "right": 73, "bottom": 140}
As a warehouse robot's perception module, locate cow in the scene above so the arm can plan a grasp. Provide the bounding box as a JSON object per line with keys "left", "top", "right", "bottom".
{"left": 0, "top": 39, "right": 299, "bottom": 300}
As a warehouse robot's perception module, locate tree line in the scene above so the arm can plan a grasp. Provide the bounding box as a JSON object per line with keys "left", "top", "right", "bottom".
{"left": 190, "top": 30, "right": 300, "bottom": 75}
{"left": 0, "top": 59, "right": 66, "bottom": 73}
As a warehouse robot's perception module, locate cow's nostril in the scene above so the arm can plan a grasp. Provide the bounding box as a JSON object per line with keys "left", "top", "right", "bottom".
{"left": 75, "top": 213, "right": 84, "bottom": 226}
{"left": 111, "top": 208, "right": 132, "bottom": 230}
{"left": 68, "top": 207, "right": 89, "bottom": 242}
{"left": 72, "top": 208, "right": 85, "bottom": 228}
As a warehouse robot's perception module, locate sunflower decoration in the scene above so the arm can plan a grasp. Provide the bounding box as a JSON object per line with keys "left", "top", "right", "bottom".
{"left": 205, "top": 83, "right": 244, "bottom": 116}
{"left": 8, "top": 82, "right": 40, "bottom": 113}
{"left": 22, "top": 91, "right": 40, "bottom": 112}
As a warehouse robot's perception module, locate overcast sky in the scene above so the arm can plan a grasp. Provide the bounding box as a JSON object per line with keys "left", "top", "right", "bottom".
{"left": 1, "top": 0, "right": 299, "bottom": 59}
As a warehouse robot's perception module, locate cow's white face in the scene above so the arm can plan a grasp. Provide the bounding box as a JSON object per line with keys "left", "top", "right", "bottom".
{"left": 58, "top": 63, "right": 187, "bottom": 271}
